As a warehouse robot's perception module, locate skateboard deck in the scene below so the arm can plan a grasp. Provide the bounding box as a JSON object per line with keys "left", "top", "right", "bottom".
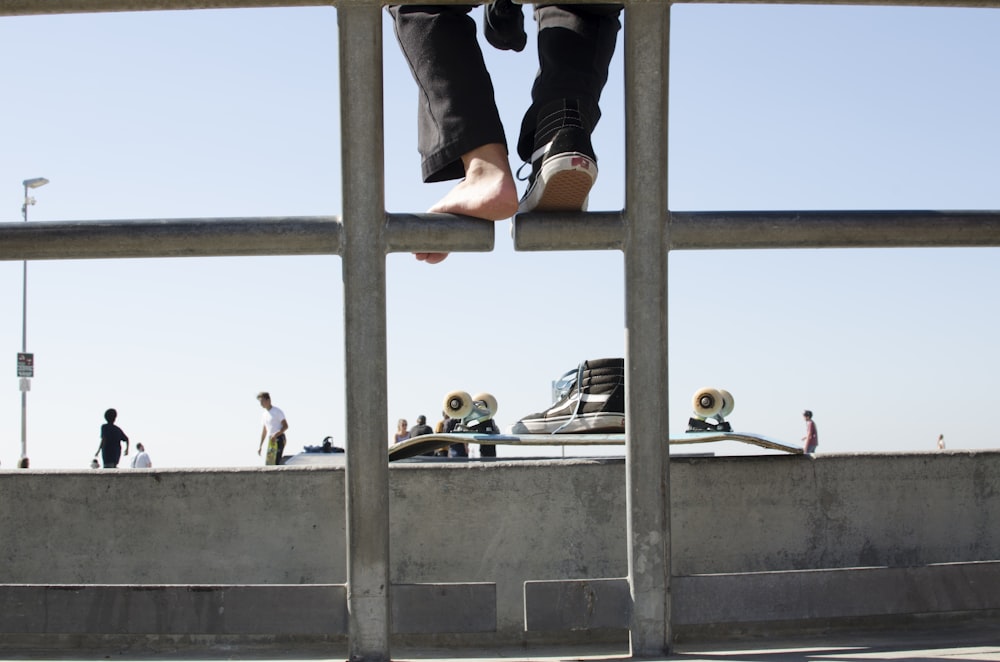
{"left": 389, "top": 431, "right": 802, "bottom": 461}
{"left": 265, "top": 437, "right": 280, "bottom": 466}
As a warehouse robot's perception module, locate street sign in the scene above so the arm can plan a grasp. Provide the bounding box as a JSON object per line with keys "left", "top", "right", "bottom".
{"left": 16, "top": 353, "right": 34, "bottom": 378}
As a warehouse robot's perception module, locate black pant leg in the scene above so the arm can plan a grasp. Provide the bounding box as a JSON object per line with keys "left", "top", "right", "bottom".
{"left": 389, "top": 5, "right": 509, "bottom": 182}
{"left": 516, "top": 4, "right": 622, "bottom": 162}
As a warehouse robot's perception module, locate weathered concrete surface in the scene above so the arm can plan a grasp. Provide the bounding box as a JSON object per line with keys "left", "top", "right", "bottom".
{"left": 0, "top": 584, "right": 347, "bottom": 634}
{"left": 1, "top": 451, "right": 998, "bottom": 644}
{"left": 0, "top": 468, "right": 345, "bottom": 584}
{"left": 670, "top": 451, "right": 1000, "bottom": 574}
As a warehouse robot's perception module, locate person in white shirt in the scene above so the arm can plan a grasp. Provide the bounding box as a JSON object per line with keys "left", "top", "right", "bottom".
{"left": 130, "top": 442, "right": 152, "bottom": 468}
{"left": 257, "top": 391, "right": 289, "bottom": 465}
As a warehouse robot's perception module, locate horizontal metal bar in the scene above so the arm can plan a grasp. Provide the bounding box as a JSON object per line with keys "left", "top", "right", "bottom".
{"left": 385, "top": 212, "right": 495, "bottom": 255}
{"left": 3, "top": 210, "right": 998, "bottom": 262}
{"left": 0, "top": 217, "right": 341, "bottom": 260}
{"left": 515, "top": 209, "right": 1000, "bottom": 253}
{"left": 512, "top": 211, "right": 624, "bottom": 252}
{"left": 5, "top": 0, "right": 1000, "bottom": 16}
{"left": 0, "top": 0, "right": 327, "bottom": 16}
{"left": 669, "top": 210, "right": 1000, "bottom": 250}
{"left": 0, "top": 212, "right": 496, "bottom": 261}
{"left": 673, "top": 0, "right": 1000, "bottom": 6}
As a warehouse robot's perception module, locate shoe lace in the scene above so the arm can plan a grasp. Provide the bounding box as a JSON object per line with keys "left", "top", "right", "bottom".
{"left": 550, "top": 361, "right": 586, "bottom": 434}
{"left": 515, "top": 161, "right": 532, "bottom": 182}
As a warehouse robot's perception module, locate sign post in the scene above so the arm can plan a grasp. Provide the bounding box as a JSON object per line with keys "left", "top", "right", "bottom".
{"left": 17, "top": 353, "right": 33, "bottom": 465}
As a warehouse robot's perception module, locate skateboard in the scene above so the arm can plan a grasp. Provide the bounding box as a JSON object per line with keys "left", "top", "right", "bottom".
{"left": 388, "top": 430, "right": 801, "bottom": 460}
{"left": 265, "top": 437, "right": 280, "bottom": 465}
{"left": 388, "top": 387, "right": 802, "bottom": 460}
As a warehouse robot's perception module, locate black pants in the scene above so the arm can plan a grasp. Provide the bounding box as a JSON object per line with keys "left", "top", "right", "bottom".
{"left": 273, "top": 434, "right": 287, "bottom": 465}
{"left": 388, "top": 4, "right": 621, "bottom": 183}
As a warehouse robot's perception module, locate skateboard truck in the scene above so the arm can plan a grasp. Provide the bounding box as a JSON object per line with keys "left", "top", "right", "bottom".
{"left": 687, "top": 386, "right": 734, "bottom": 433}
{"left": 444, "top": 390, "right": 500, "bottom": 434}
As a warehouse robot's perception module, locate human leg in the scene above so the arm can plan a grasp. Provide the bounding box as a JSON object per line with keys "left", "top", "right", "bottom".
{"left": 275, "top": 434, "right": 287, "bottom": 465}
{"left": 102, "top": 449, "right": 120, "bottom": 469}
{"left": 517, "top": 4, "right": 622, "bottom": 212}
{"left": 390, "top": 5, "right": 518, "bottom": 262}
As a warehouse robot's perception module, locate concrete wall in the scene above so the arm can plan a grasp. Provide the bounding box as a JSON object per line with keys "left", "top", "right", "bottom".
{"left": 671, "top": 451, "right": 1000, "bottom": 573}
{"left": 1, "top": 451, "right": 998, "bottom": 643}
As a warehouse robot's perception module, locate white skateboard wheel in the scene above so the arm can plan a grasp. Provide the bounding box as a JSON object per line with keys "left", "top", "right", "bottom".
{"left": 718, "top": 389, "right": 735, "bottom": 418}
{"left": 473, "top": 392, "right": 498, "bottom": 416}
{"left": 692, "top": 387, "right": 723, "bottom": 418}
{"left": 443, "top": 390, "right": 473, "bottom": 419}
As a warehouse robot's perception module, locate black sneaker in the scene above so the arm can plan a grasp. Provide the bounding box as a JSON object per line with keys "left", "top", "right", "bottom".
{"left": 518, "top": 99, "right": 598, "bottom": 213}
{"left": 511, "top": 358, "right": 625, "bottom": 434}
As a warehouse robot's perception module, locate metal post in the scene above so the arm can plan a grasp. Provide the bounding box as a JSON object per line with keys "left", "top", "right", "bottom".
{"left": 20, "top": 256, "right": 27, "bottom": 464}
{"left": 18, "top": 177, "right": 47, "bottom": 468}
{"left": 623, "top": 2, "right": 671, "bottom": 656}
{"left": 338, "top": 6, "right": 391, "bottom": 661}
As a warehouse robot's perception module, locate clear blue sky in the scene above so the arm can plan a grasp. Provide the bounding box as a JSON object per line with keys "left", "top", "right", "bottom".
{"left": 1, "top": 4, "right": 999, "bottom": 469}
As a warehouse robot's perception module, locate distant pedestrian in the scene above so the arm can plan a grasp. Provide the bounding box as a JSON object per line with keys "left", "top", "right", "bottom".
{"left": 937, "top": 434, "right": 946, "bottom": 450}
{"left": 436, "top": 410, "right": 467, "bottom": 457}
{"left": 394, "top": 418, "right": 410, "bottom": 444}
{"left": 409, "top": 414, "right": 438, "bottom": 456}
{"left": 802, "top": 410, "right": 818, "bottom": 454}
{"left": 95, "top": 408, "right": 130, "bottom": 469}
{"left": 410, "top": 414, "right": 433, "bottom": 437}
{"left": 257, "top": 392, "right": 289, "bottom": 466}
{"left": 131, "top": 442, "right": 152, "bottom": 468}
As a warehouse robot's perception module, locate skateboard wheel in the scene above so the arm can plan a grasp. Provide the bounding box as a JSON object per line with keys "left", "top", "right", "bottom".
{"left": 443, "top": 390, "right": 473, "bottom": 419}
{"left": 718, "top": 389, "right": 735, "bottom": 418}
{"left": 473, "top": 392, "right": 498, "bottom": 416}
{"left": 692, "top": 387, "right": 723, "bottom": 418}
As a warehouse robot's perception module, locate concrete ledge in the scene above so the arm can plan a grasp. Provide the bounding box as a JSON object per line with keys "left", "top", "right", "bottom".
{"left": 673, "top": 561, "right": 1000, "bottom": 625}
{"left": 524, "top": 578, "right": 631, "bottom": 631}
{"left": 391, "top": 583, "right": 496, "bottom": 634}
{"left": 0, "top": 585, "right": 347, "bottom": 635}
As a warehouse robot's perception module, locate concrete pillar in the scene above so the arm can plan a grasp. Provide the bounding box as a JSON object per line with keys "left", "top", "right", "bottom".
{"left": 339, "top": 6, "right": 391, "bottom": 661}
{"left": 622, "top": 1, "right": 672, "bottom": 656}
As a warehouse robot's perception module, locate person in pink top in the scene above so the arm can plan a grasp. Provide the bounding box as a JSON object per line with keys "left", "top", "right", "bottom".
{"left": 802, "top": 410, "right": 819, "bottom": 453}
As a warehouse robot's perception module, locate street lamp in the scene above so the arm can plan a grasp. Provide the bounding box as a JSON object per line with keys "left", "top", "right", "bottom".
{"left": 18, "top": 177, "right": 48, "bottom": 469}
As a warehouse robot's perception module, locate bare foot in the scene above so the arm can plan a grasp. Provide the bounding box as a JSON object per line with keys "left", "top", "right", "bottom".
{"left": 417, "top": 143, "right": 518, "bottom": 264}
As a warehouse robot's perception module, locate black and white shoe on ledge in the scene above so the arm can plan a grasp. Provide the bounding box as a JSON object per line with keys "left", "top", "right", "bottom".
{"left": 511, "top": 358, "right": 625, "bottom": 434}
{"left": 518, "top": 99, "right": 598, "bottom": 214}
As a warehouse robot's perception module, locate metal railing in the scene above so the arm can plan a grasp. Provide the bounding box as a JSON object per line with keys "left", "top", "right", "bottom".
{"left": 3, "top": 1, "right": 1000, "bottom": 660}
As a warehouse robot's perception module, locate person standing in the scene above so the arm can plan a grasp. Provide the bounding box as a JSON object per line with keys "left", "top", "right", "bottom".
{"left": 95, "top": 408, "right": 129, "bottom": 469}
{"left": 435, "top": 411, "right": 449, "bottom": 434}
{"left": 410, "top": 415, "right": 433, "bottom": 437}
{"left": 257, "top": 392, "right": 289, "bottom": 465}
{"left": 130, "top": 442, "right": 152, "bottom": 468}
{"left": 436, "top": 410, "right": 467, "bottom": 458}
{"left": 937, "top": 434, "right": 946, "bottom": 450}
{"left": 393, "top": 418, "right": 410, "bottom": 445}
{"left": 802, "top": 410, "right": 819, "bottom": 454}
{"left": 409, "top": 414, "right": 438, "bottom": 456}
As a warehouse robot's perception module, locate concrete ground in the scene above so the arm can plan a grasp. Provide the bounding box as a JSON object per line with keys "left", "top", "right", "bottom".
{"left": 397, "top": 626, "right": 1000, "bottom": 662}
{"left": 2, "top": 623, "right": 999, "bottom": 662}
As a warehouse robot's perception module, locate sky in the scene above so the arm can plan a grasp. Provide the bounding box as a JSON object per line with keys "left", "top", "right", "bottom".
{"left": 1, "top": 3, "right": 999, "bottom": 469}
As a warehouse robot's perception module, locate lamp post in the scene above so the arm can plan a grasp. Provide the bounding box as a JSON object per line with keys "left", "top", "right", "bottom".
{"left": 18, "top": 177, "right": 48, "bottom": 469}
